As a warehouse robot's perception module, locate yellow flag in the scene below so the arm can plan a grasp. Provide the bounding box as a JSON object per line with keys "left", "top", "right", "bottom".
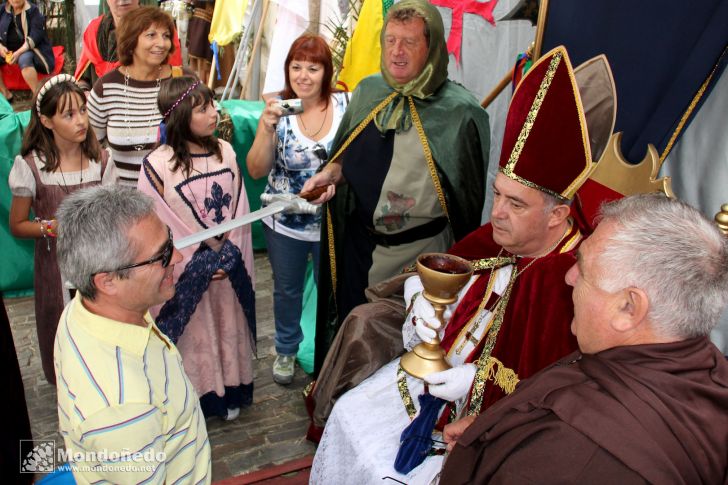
{"left": 337, "top": 0, "right": 385, "bottom": 92}
{"left": 209, "top": 0, "right": 249, "bottom": 46}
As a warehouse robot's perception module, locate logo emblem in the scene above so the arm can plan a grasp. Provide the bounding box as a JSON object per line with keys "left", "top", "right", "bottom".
{"left": 20, "top": 440, "right": 55, "bottom": 473}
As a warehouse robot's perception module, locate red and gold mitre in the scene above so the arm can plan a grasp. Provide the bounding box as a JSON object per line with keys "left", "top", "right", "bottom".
{"left": 499, "top": 46, "right": 594, "bottom": 200}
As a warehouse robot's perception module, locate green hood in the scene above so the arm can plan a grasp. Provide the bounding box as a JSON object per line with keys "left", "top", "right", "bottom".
{"left": 375, "top": 0, "right": 449, "bottom": 132}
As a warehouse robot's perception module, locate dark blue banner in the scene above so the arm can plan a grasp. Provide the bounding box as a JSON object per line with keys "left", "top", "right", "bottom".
{"left": 541, "top": 0, "right": 728, "bottom": 163}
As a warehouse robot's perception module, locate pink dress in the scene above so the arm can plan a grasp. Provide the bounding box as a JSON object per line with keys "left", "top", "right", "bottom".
{"left": 138, "top": 140, "right": 255, "bottom": 407}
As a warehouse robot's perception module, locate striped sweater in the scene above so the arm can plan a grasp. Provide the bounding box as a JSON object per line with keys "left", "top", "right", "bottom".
{"left": 88, "top": 68, "right": 166, "bottom": 187}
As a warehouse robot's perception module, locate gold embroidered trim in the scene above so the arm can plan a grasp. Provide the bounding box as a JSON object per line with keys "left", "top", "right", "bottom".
{"left": 499, "top": 168, "right": 568, "bottom": 201}
{"left": 448, "top": 403, "right": 458, "bottom": 423}
{"left": 504, "top": 52, "right": 562, "bottom": 174}
{"left": 480, "top": 356, "right": 519, "bottom": 395}
{"left": 471, "top": 256, "right": 516, "bottom": 272}
{"left": 561, "top": 49, "right": 595, "bottom": 200}
{"left": 659, "top": 46, "right": 727, "bottom": 163}
{"left": 302, "top": 380, "right": 315, "bottom": 399}
{"left": 467, "top": 264, "right": 517, "bottom": 415}
{"left": 329, "top": 92, "right": 400, "bottom": 165}
{"left": 408, "top": 96, "right": 450, "bottom": 220}
{"left": 401, "top": 262, "right": 416, "bottom": 274}
{"left": 397, "top": 364, "right": 417, "bottom": 419}
{"left": 559, "top": 226, "right": 582, "bottom": 253}
{"left": 502, "top": 47, "right": 594, "bottom": 200}
{"left": 326, "top": 206, "right": 337, "bottom": 299}
{"left": 325, "top": 91, "right": 400, "bottom": 298}
{"left": 451, "top": 271, "right": 498, "bottom": 356}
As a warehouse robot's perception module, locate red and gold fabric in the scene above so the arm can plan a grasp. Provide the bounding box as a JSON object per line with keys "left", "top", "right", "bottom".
{"left": 500, "top": 46, "right": 595, "bottom": 200}
{"left": 432, "top": 222, "right": 582, "bottom": 426}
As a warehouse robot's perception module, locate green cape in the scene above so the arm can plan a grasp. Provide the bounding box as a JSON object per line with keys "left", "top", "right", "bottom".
{"left": 314, "top": 74, "right": 490, "bottom": 373}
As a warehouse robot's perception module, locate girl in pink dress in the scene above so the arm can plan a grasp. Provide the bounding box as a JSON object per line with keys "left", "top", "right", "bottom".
{"left": 138, "top": 75, "right": 256, "bottom": 420}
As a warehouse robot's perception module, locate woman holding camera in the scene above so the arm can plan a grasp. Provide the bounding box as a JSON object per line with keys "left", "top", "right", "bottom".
{"left": 247, "top": 34, "right": 348, "bottom": 385}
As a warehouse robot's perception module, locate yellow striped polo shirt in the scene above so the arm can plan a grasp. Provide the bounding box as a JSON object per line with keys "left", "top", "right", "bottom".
{"left": 54, "top": 294, "right": 211, "bottom": 484}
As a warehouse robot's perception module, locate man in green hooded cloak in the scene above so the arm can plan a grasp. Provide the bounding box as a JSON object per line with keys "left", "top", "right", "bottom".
{"left": 303, "top": 0, "right": 490, "bottom": 378}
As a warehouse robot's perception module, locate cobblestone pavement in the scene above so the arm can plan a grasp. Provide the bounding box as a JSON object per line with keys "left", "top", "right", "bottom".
{"left": 5, "top": 252, "right": 316, "bottom": 482}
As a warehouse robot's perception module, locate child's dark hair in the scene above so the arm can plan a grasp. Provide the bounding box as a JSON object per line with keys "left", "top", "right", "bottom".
{"left": 158, "top": 75, "right": 221, "bottom": 176}
{"left": 22, "top": 77, "right": 102, "bottom": 172}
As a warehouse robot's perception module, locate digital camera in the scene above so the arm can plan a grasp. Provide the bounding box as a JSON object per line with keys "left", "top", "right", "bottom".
{"left": 275, "top": 98, "right": 304, "bottom": 116}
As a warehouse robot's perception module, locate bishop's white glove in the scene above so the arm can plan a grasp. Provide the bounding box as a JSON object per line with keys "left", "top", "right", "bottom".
{"left": 403, "top": 275, "right": 424, "bottom": 308}
{"left": 423, "top": 363, "right": 477, "bottom": 402}
{"left": 411, "top": 292, "right": 459, "bottom": 344}
{"left": 412, "top": 294, "right": 441, "bottom": 344}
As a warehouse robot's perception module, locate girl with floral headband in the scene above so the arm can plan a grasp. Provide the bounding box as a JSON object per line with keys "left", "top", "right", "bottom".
{"left": 8, "top": 74, "right": 116, "bottom": 384}
{"left": 138, "top": 75, "right": 256, "bottom": 421}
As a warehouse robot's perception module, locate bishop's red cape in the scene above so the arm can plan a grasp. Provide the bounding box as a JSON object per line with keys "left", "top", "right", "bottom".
{"left": 436, "top": 221, "right": 582, "bottom": 424}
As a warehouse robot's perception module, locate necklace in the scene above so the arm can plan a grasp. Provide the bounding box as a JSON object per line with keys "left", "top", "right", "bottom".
{"left": 298, "top": 102, "right": 329, "bottom": 139}
{"left": 123, "top": 65, "right": 163, "bottom": 151}
{"left": 57, "top": 150, "right": 84, "bottom": 195}
{"left": 187, "top": 154, "right": 210, "bottom": 219}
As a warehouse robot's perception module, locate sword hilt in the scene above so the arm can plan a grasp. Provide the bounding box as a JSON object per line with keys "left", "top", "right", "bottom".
{"left": 298, "top": 184, "right": 331, "bottom": 202}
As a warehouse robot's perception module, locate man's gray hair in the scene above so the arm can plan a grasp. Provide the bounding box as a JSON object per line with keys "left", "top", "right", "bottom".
{"left": 541, "top": 191, "right": 571, "bottom": 214}
{"left": 597, "top": 194, "right": 728, "bottom": 339}
{"left": 56, "top": 185, "right": 156, "bottom": 300}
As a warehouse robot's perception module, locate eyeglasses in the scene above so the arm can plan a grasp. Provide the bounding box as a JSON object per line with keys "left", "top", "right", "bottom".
{"left": 100, "top": 227, "right": 174, "bottom": 274}
{"left": 399, "top": 434, "right": 448, "bottom": 457}
{"left": 382, "top": 436, "right": 447, "bottom": 483}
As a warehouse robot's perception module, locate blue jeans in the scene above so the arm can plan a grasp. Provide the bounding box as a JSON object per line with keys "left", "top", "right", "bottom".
{"left": 16, "top": 51, "right": 35, "bottom": 69}
{"left": 263, "top": 224, "right": 320, "bottom": 356}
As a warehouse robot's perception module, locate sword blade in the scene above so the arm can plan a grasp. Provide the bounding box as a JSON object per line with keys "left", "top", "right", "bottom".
{"left": 174, "top": 200, "right": 290, "bottom": 249}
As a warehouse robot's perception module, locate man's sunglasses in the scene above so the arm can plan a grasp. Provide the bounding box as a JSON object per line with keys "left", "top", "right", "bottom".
{"left": 101, "top": 227, "right": 174, "bottom": 274}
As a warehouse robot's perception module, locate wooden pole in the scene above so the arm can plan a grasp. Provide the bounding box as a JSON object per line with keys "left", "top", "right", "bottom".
{"left": 240, "top": 0, "right": 270, "bottom": 99}
{"left": 480, "top": 68, "right": 514, "bottom": 109}
{"left": 480, "top": 42, "right": 536, "bottom": 109}
{"left": 308, "top": 0, "right": 321, "bottom": 34}
{"left": 207, "top": 51, "right": 217, "bottom": 90}
{"left": 533, "top": 0, "right": 550, "bottom": 60}
{"left": 479, "top": 0, "right": 549, "bottom": 109}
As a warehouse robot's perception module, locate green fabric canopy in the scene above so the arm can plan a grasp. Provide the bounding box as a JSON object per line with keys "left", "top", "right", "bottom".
{"left": 0, "top": 98, "right": 32, "bottom": 296}
{"left": 219, "top": 100, "right": 268, "bottom": 249}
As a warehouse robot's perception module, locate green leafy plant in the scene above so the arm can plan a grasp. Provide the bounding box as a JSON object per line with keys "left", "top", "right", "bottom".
{"left": 321, "top": 0, "right": 362, "bottom": 82}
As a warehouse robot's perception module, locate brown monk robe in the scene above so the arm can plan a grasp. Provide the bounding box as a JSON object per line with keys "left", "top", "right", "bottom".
{"left": 441, "top": 337, "right": 728, "bottom": 484}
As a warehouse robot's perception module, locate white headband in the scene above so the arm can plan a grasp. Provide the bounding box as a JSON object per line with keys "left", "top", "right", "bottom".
{"left": 36, "top": 74, "right": 77, "bottom": 115}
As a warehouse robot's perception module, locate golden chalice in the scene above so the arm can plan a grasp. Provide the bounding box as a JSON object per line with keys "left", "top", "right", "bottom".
{"left": 400, "top": 253, "right": 473, "bottom": 379}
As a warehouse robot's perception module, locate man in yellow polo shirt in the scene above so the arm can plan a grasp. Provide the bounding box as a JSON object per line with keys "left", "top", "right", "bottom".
{"left": 54, "top": 185, "right": 211, "bottom": 484}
